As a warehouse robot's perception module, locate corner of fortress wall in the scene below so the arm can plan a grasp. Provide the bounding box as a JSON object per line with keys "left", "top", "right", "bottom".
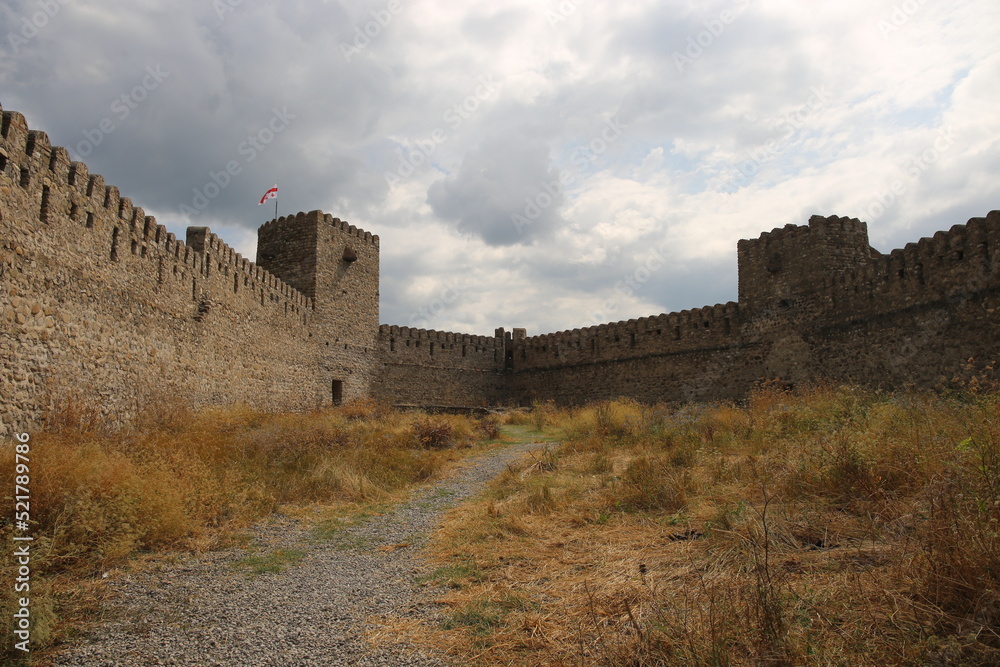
{"left": 736, "top": 211, "right": 1000, "bottom": 332}
{"left": 372, "top": 325, "right": 509, "bottom": 408}
{"left": 504, "top": 210, "right": 1000, "bottom": 405}
{"left": 0, "top": 103, "right": 376, "bottom": 434}
{"left": 2, "top": 102, "right": 998, "bottom": 419}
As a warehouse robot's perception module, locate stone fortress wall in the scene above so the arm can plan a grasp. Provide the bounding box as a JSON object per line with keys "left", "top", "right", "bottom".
{"left": 1, "top": 103, "right": 998, "bottom": 434}
{"left": 0, "top": 104, "right": 376, "bottom": 435}
{"left": 505, "top": 214, "right": 1000, "bottom": 405}
{"left": 372, "top": 325, "right": 508, "bottom": 408}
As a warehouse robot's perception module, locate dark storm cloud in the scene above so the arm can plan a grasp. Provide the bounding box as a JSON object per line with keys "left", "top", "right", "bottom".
{"left": 427, "top": 135, "right": 567, "bottom": 246}
{"left": 0, "top": 0, "right": 398, "bottom": 230}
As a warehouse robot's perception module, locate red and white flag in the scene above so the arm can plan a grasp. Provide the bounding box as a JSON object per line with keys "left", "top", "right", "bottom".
{"left": 258, "top": 185, "right": 278, "bottom": 205}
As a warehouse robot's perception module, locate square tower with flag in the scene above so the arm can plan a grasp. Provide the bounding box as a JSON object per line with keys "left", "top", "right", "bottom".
{"left": 256, "top": 210, "right": 380, "bottom": 404}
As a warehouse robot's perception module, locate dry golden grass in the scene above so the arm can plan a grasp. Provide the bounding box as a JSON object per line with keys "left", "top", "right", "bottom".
{"left": 0, "top": 397, "right": 494, "bottom": 659}
{"left": 418, "top": 386, "right": 1000, "bottom": 666}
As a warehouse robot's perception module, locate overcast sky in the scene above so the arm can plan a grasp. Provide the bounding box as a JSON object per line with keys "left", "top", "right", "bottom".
{"left": 2, "top": 0, "right": 997, "bottom": 335}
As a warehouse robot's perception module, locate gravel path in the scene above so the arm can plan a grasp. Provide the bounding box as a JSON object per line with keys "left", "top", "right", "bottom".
{"left": 49, "top": 437, "right": 547, "bottom": 667}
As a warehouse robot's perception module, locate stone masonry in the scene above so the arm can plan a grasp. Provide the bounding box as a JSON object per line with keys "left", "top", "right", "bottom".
{"left": 1, "top": 104, "right": 998, "bottom": 434}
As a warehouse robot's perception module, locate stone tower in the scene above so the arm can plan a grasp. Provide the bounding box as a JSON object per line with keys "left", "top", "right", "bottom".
{"left": 736, "top": 214, "right": 874, "bottom": 315}
{"left": 256, "top": 210, "right": 380, "bottom": 404}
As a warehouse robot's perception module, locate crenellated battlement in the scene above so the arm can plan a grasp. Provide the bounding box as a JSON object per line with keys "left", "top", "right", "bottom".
{"left": 185, "top": 227, "right": 311, "bottom": 309}
{"left": 379, "top": 324, "right": 501, "bottom": 349}
{"left": 506, "top": 210, "right": 999, "bottom": 404}
{"left": 745, "top": 215, "right": 868, "bottom": 248}
{"left": 2, "top": 102, "right": 998, "bottom": 420}
{"left": 520, "top": 301, "right": 740, "bottom": 347}
{"left": 512, "top": 302, "right": 740, "bottom": 371}
{"left": 259, "top": 210, "right": 379, "bottom": 248}
{"left": 373, "top": 324, "right": 506, "bottom": 407}
{"left": 0, "top": 104, "right": 315, "bottom": 322}
{"left": 805, "top": 211, "right": 1000, "bottom": 320}
{"left": 737, "top": 213, "right": 874, "bottom": 313}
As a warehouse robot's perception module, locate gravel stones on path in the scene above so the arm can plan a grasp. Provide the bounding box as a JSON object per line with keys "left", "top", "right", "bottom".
{"left": 50, "top": 438, "right": 546, "bottom": 667}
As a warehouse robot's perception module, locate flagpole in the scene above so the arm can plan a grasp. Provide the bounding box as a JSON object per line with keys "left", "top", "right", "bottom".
{"left": 258, "top": 185, "right": 279, "bottom": 218}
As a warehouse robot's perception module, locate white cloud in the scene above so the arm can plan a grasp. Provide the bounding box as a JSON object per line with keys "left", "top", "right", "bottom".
{"left": 2, "top": 0, "right": 997, "bottom": 335}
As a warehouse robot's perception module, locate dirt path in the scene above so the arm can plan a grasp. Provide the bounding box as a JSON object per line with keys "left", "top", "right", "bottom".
{"left": 48, "top": 432, "right": 547, "bottom": 667}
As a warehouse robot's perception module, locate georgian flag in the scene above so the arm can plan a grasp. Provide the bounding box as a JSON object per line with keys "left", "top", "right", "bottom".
{"left": 258, "top": 185, "right": 278, "bottom": 205}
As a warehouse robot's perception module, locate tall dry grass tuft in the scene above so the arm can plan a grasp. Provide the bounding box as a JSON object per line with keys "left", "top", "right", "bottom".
{"left": 913, "top": 409, "right": 1000, "bottom": 646}
{"left": 618, "top": 456, "right": 693, "bottom": 512}
{"left": 423, "top": 386, "right": 1000, "bottom": 666}
{"left": 1, "top": 395, "right": 486, "bottom": 655}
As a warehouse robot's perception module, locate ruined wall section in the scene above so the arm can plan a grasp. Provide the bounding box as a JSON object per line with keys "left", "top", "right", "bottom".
{"left": 0, "top": 104, "right": 325, "bottom": 434}
{"left": 373, "top": 325, "right": 506, "bottom": 407}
